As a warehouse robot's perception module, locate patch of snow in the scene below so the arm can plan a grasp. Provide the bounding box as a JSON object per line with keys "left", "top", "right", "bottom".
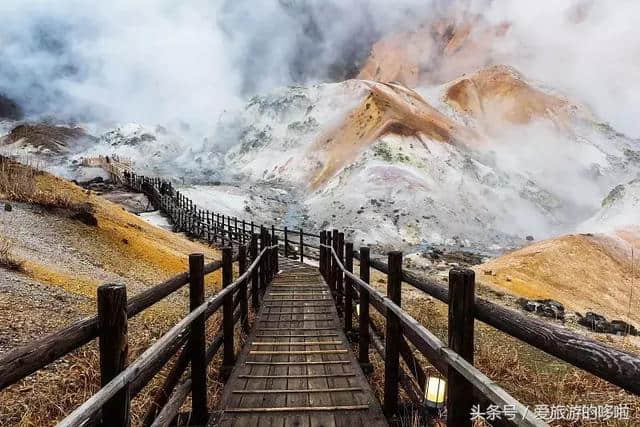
{"left": 139, "top": 210, "right": 173, "bottom": 230}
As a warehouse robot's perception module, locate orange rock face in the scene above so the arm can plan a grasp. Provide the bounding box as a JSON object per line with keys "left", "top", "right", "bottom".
{"left": 475, "top": 227, "right": 640, "bottom": 326}
{"left": 306, "top": 80, "right": 478, "bottom": 190}
{"left": 357, "top": 14, "right": 508, "bottom": 86}
{"left": 444, "top": 65, "right": 581, "bottom": 129}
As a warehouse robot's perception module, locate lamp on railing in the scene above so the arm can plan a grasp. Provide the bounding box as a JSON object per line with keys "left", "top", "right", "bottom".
{"left": 425, "top": 376, "right": 446, "bottom": 409}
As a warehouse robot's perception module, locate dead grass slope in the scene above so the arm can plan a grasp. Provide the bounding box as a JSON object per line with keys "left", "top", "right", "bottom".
{"left": 0, "top": 160, "right": 223, "bottom": 425}
{"left": 475, "top": 229, "right": 640, "bottom": 326}
{"left": 365, "top": 266, "right": 640, "bottom": 426}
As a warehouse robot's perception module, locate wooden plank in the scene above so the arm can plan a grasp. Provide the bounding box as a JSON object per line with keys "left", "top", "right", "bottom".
{"left": 224, "top": 406, "right": 369, "bottom": 413}
{"left": 238, "top": 374, "right": 356, "bottom": 379}
{"left": 215, "top": 261, "right": 386, "bottom": 427}
{"left": 233, "top": 388, "right": 362, "bottom": 394}
{"left": 245, "top": 361, "right": 350, "bottom": 366}
{"left": 249, "top": 351, "right": 348, "bottom": 355}
{"left": 251, "top": 342, "right": 343, "bottom": 346}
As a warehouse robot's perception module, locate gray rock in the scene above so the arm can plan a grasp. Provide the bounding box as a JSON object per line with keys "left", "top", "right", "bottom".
{"left": 518, "top": 298, "right": 565, "bottom": 320}
{"left": 577, "top": 312, "right": 638, "bottom": 336}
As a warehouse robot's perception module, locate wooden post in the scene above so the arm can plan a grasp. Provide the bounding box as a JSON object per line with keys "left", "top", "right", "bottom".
{"left": 221, "top": 247, "right": 235, "bottom": 379}
{"left": 98, "top": 284, "right": 130, "bottom": 427}
{"left": 344, "top": 242, "right": 354, "bottom": 333}
{"left": 271, "top": 225, "right": 275, "bottom": 242}
{"left": 221, "top": 215, "right": 226, "bottom": 245}
{"left": 319, "top": 231, "right": 325, "bottom": 276}
{"left": 264, "top": 233, "right": 272, "bottom": 282}
{"left": 250, "top": 234, "right": 259, "bottom": 310}
{"left": 284, "top": 226, "right": 289, "bottom": 258}
{"left": 189, "top": 254, "right": 208, "bottom": 423}
{"left": 299, "top": 228, "right": 304, "bottom": 263}
{"left": 384, "top": 251, "right": 403, "bottom": 418}
{"left": 273, "top": 235, "right": 279, "bottom": 273}
{"left": 234, "top": 217, "right": 238, "bottom": 242}
{"left": 242, "top": 220, "right": 246, "bottom": 245}
{"left": 358, "top": 247, "right": 372, "bottom": 372}
{"left": 260, "top": 227, "right": 267, "bottom": 293}
{"left": 330, "top": 229, "right": 338, "bottom": 298}
{"left": 337, "top": 232, "right": 345, "bottom": 313}
{"left": 326, "top": 230, "right": 332, "bottom": 284}
{"left": 239, "top": 245, "right": 249, "bottom": 331}
{"left": 447, "top": 268, "right": 476, "bottom": 427}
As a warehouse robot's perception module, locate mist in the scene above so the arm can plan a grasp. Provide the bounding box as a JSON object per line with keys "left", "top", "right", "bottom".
{"left": 482, "top": 0, "right": 640, "bottom": 139}
{"left": 0, "top": 0, "right": 441, "bottom": 133}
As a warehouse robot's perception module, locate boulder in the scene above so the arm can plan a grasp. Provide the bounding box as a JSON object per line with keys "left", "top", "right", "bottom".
{"left": 517, "top": 298, "right": 565, "bottom": 320}
{"left": 4, "top": 203, "right": 12, "bottom": 212}
{"left": 577, "top": 312, "right": 638, "bottom": 336}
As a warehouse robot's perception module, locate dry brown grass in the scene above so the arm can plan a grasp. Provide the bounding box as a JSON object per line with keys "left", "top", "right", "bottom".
{"left": 0, "top": 284, "right": 242, "bottom": 426}
{"left": 0, "top": 156, "right": 80, "bottom": 210}
{"left": 0, "top": 260, "right": 243, "bottom": 426}
{"left": 0, "top": 237, "right": 24, "bottom": 272}
{"left": 0, "top": 158, "right": 223, "bottom": 425}
{"left": 361, "top": 268, "right": 640, "bottom": 426}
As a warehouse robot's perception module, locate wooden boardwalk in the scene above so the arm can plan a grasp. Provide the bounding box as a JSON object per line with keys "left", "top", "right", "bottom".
{"left": 213, "top": 258, "right": 387, "bottom": 427}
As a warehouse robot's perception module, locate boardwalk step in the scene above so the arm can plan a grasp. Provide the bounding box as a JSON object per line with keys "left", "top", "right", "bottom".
{"left": 260, "top": 330, "right": 336, "bottom": 337}
{"left": 238, "top": 374, "right": 356, "bottom": 379}
{"left": 264, "top": 298, "right": 333, "bottom": 301}
{"left": 261, "top": 310, "right": 333, "bottom": 314}
{"left": 259, "top": 319, "right": 335, "bottom": 322}
{"left": 245, "top": 360, "right": 350, "bottom": 365}
{"left": 250, "top": 341, "right": 343, "bottom": 346}
{"left": 223, "top": 405, "right": 370, "bottom": 413}
{"left": 255, "top": 334, "right": 340, "bottom": 338}
{"left": 232, "top": 387, "right": 362, "bottom": 394}
{"left": 249, "top": 349, "right": 348, "bottom": 355}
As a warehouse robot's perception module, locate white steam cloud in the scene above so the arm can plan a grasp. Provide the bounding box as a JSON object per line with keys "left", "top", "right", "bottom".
{"left": 483, "top": 0, "right": 640, "bottom": 138}
{"left": 0, "top": 0, "right": 439, "bottom": 132}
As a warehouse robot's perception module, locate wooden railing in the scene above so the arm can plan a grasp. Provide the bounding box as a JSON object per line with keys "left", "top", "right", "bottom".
{"left": 121, "top": 168, "right": 640, "bottom": 420}
{"left": 3, "top": 159, "right": 639, "bottom": 426}
{"left": 57, "top": 244, "right": 278, "bottom": 426}
{"left": 320, "top": 243, "right": 545, "bottom": 426}
{"left": 0, "top": 225, "right": 280, "bottom": 425}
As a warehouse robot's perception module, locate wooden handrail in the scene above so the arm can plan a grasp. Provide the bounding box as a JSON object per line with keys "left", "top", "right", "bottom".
{"left": 104, "top": 161, "right": 640, "bottom": 417}
{"left": 322, "top": 244, "right": 546, "bottom": 427}
{"left": 0, "top": 260, "right": 223, "bottom": 391}
{"left": 350, "top": 251, "right": 640, "bottom": 395}
{"left": 57, "top": 245, "right": 275, "bottom": 426}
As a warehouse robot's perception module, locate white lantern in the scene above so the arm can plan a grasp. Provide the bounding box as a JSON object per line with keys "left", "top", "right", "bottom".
{"left": 356, "top": 304, "right": 360, "bottom": 316}
{"left": 424, "top": 377, "right": 446, "bottom": 409}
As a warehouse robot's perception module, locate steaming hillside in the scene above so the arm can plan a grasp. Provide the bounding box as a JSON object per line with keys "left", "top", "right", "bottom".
{"left": 8, "top": 64, "right": 625, "bottom": 253}
{"left": 1, "top": 0, "right": 639, "bottom": 254}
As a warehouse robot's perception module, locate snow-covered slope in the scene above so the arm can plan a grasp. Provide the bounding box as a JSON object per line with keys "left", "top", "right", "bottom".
{"left": 210, "top": 69, "right": 640, "bottom": 250}
{"left": 581, "top": 179, "right": 640, "bottom": 233}
{"left": 4, "top": 64, "right": 635, "bottom": 252}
